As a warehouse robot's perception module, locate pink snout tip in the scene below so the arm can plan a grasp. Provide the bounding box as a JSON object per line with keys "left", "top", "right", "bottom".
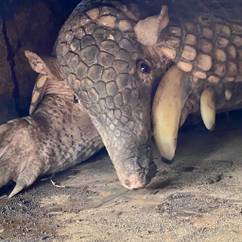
{"left": 121, "top": 174, "right": 146, "bottom": 190}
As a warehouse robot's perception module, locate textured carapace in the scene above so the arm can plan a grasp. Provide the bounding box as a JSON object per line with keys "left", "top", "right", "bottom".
{"left": 55, "top": 0, "right": 163, "bottom": 189}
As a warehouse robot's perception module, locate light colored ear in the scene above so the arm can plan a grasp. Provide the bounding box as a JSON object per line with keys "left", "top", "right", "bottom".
{"left": 24, "top": 50, "right": 50, "bottom": 115}
{"left": 134, "top": 5, "right": 169, "bottom": 46}
{"left": 158, "top": 5, "right": 169, "bottom": 32}
{"left": 24, "top": 50, "right": 52, "bottom": 75}
{"left": 29, "top": 74, "right": 48, "bottom": 115}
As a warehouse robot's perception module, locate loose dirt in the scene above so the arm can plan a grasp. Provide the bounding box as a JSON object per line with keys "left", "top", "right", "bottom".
{"left": 1, "top": 112, "right": 242, "bottom": 242}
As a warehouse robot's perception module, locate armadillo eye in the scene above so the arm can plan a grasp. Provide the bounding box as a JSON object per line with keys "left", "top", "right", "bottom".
{"left": 137, "top": 60, "right": 151, "bottom": 74}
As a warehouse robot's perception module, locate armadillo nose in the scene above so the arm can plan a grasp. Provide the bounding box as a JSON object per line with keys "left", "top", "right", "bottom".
{"left": 122, "top": 175, "right": 146, "bottom": 190}
{"left": 120, "top": 163, "right": 157, "bottom": 190}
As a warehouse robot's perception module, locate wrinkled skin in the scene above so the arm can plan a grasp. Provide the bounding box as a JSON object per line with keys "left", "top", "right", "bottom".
{"left": 0, "top": 52, "right": 103, "bottom": 197}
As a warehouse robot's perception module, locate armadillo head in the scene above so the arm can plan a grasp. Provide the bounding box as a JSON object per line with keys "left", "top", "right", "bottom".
{"left": 54, "top": 3, "right": 174, "bottom": 189}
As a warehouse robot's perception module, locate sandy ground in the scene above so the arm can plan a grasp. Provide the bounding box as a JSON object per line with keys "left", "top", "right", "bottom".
{"left": 1, "top": 112, "right": 242, "bottom": 242}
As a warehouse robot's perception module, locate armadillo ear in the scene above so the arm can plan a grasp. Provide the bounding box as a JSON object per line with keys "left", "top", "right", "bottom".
{"left": 158, "top": 5, "right": 169, "bottom": 32}
{"left": 29, "top": 74, "right": 48, "bottom": 115}
{"left": 134, "top": 5, "right": 169, "bottom": 46}
{"left": 24, "top": 50, "right": 52, "bottom": 76}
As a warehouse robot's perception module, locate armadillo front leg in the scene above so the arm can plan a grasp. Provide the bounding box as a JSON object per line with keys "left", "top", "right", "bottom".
{"left": 0, "top": 51, "right": 104, "bottom": 197}
{"left": 0, "top": 96, "right": 103, "bottom": 198}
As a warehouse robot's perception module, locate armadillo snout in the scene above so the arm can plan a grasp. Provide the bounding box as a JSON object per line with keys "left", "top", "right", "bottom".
{"left": 120, "top": 162, "right": 157, "bottom": 190}
{"left": 123, "top": 176, "right": 146, "bottom": 190}
{"left": 111, "top": 144, "right": 157, "bottom": 190}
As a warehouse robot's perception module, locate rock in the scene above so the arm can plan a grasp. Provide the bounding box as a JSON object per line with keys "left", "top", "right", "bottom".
{"left": 0, "top": 0, "right": 79, "bottom": 123}
{"left": 0, "top": 19, "right": 17, "bottom": 123}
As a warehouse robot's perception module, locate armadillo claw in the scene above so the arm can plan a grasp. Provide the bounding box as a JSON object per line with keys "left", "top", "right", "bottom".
{"left": 8, "top": 169, "right": 41, "bottom": 198}
{"left": 0, "top": 155, "right": 43, "bottom": 198}
{"left": 0, "top": 121, "right": 43, "bottom": 197}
